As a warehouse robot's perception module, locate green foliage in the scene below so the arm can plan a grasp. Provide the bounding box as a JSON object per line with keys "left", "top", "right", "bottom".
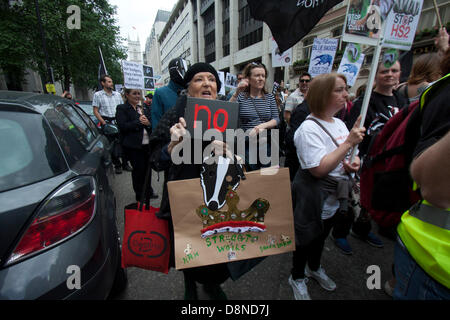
{"left": 0, "top": 0, "right": 127, "bottom": 90}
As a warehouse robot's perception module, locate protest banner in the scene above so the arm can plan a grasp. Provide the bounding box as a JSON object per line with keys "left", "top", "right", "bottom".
{"left": 247, "top": 0, "right": 343, "bottom": 53}
{"left": 271, "top": 37, "right": 293, "bottom": 67}
{"left": 122, "top": 60, "right": 155, "bottom": 90}
{"left": 168, "top": 167, "right": 295, "bottom": 270}
{"left": 308, "top": 38, "right": 338, "bottom": 78}
{"left": 337, "top": 43, "right": 365, "bottom": 87}
{"left": 183, "top": 97, "right": 240, "bottom": 137}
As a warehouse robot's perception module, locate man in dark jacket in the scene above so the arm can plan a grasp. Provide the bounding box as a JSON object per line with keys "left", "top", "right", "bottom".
{"left": 151, "top": 57, "right": 188, "bottom": 128}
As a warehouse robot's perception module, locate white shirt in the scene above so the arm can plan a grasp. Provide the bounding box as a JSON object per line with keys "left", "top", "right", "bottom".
{"left": 92, "top": 90, "right": 123, "bottom": 118}
{"left": 285, "top": 88, "right": 305, "bottom": 112}
{"left": 294, "top": 115, "right": 350, "bottom": 219}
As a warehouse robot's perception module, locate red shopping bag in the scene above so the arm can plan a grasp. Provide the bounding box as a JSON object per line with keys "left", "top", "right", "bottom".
{"left": 121, "top": 203, "right": 170, "bottom": 274}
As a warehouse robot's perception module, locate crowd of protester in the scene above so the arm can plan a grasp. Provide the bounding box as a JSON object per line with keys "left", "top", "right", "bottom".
{"left": 90, "top": 26, "right": 449, "bottom": 300}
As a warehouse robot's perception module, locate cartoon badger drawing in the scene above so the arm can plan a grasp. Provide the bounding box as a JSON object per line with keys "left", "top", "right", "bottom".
{"left": 313, "top": 54, "right": 333, "bottom": 66}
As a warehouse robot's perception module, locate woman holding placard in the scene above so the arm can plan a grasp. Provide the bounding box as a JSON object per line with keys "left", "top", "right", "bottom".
{"left": 289, "top": 73, "right": 365, "bottom": 300}
{"left": 149, "top": 62, "right": 238, "bottom": 300}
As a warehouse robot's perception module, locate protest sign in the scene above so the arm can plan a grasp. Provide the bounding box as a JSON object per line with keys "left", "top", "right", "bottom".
{"left": 343, "top": 0, "right": 390, "bottom": 45}
{"left": 183, "top": 97, "right": 240, "bottom": 138}
{"left": 168, "top": 167, "right": 295, "bottom": 270}
{"left": 218, "top": 71, "right": 226, "bottom": 96}
{"left": 308, "top": 38, "right": 338, "bottom": 78}
{"left": 337, "top": 43, "right": 365, "bottom": 87}
{"left": 122, "top": 61, "right": 155, "bottom": 90}
{"left": 382, "top": 0, "right": 424, "bottom": 51}
{"left": 271, "top": 37, "right": 293, "bottom": 67}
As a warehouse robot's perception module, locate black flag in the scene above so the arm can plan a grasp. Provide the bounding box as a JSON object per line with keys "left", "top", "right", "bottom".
{"left": 247, "top": 0, "right": 343, "bottom": 53}
{"left": 97, "top": 46, "right": 108, "bottom": 91}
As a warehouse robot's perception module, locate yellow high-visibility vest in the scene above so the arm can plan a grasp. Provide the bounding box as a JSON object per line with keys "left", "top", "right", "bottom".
{"left": 397, "top": 73, "right": 450, "bottom": 289}
{"left": 397, "top": 201, "right": 450, "bottom": 289}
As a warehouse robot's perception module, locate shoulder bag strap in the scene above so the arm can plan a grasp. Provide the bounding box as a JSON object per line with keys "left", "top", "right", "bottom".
{"left": 305, "top": 117, "right": 340, "bottom": 148}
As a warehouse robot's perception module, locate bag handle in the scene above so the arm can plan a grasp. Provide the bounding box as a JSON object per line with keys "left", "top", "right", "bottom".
{"left": 138, "top": 161, "right": 153, "bottom": 212}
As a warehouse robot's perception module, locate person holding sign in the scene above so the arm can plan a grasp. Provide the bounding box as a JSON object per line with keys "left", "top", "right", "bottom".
{"left": 149, "top": 62, "right": 240, "bottom": 300}
{"left": 289, "top": 73, "right": 365, "bottom": 300}
{"left": 229, "top": 62, "right": 280, "bottom": 171}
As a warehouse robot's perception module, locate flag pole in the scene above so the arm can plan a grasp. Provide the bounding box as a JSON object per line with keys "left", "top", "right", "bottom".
{"left": 98, "top": 46, "right": 108, "bottom": 75}
{"left": 432, "top": 0, "right": 443, "bottom": 29}
{"left": 349, "top": 38, "right": 383, "bottom": 163}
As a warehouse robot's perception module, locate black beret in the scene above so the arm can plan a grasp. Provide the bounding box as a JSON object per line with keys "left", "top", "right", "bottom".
{"left": 183, "top": 62, "right": 221, "bottom": 93}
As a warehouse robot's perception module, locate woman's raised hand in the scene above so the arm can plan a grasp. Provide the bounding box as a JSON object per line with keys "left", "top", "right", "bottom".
{"left": 168, "top": 117, "right": 187, "bottom": 154}
{"left": 345, "top": 115, "right": 365, "bottom": 148}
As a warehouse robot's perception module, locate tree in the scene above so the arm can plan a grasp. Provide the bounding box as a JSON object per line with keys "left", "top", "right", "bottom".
{"left": 0, "top": 0, "right": 127, "bottom": 91}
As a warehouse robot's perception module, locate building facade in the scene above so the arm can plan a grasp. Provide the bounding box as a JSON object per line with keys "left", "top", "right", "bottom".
{"left": 144, "top": 9, "right": 171, "bottom": 86}
{"left": 127, "top": 34, "right": 143, "bottom": 64}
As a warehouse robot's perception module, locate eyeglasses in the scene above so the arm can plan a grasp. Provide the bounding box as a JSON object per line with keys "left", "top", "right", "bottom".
{"left": 130, "top": 92, "right": 141, "bottom": 95}
{"left": 299, "top": 79, "right": 310, "bottom": 83}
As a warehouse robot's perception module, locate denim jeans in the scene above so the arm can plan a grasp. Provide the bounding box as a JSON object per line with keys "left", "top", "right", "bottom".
{"left": 393, "top": 239, "right": 450, "bottom": 300}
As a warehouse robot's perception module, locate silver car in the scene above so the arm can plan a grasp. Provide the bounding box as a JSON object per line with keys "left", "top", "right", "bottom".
{"left": 0, "top": 91, "right": 126, "bottom": 299}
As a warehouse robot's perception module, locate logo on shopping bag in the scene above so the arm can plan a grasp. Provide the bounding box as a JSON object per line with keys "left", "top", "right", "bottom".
{"left": 127, "top": 230, "right": 168, "bottom": 258}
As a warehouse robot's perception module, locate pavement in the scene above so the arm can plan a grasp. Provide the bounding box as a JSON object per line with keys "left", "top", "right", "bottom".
{"left": 111, "top": 168, "right": 395, "bottom": 301}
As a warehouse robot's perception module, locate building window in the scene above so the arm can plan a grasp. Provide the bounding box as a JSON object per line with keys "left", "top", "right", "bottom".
{"left": 302, "top": 37, "right": 313, "bottom": 60}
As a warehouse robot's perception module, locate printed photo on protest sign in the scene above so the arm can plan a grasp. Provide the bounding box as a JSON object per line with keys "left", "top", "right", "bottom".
{"left": 168, "top": 167, "right": 295, "bottom": 270}
{"left": 337, "top": 43, "right": 365, "bottom": 87}
{"left": 183, "top": 97, "right": 240, "bottom": 138}
{"left": 217, "top": 71, "right": 226, "bottom": 96}
{"left": 382, "top": 0, "right": 424, "bottom": 51}
{"left": 343, "top": 0, "right": 393, "bottom": 46}
{"left": 308, "top": 38, "right": 338, "bottom": 78}
{"left": 271, "top": 37, "right": 293, "bottom": 68}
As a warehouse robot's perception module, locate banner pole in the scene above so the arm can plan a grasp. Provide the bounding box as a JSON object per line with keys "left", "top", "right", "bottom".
{"left": 433, "top": 0, "right": 443, "bottom": 29}
{"left": 349, "top": 39, "right": 383, "bottom": 163}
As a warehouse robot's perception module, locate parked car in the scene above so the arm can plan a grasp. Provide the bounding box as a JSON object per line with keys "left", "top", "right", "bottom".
{"left": 0, "top": 91, "right": 126, "bottom": 299}
{"left": 74, "top": 100, "right": 100, "bottom": 126}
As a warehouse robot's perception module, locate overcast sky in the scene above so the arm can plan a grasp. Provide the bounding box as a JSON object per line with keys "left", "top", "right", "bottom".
{"left": 108, "top": 0, "right": 178, "bottom": 48}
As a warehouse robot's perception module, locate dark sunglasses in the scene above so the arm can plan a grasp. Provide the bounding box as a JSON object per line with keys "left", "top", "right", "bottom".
{"left": 251, "top": 62, "right": 264, "bottom": 67}
{"left": 299, "top": 79, "right": 311, "bottom": 83}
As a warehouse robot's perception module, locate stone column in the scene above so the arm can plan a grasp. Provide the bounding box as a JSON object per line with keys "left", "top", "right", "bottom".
{"left": 215, "top": 0, "right": 223, "bottom": 61}
{"left": 229, "top": 0, "right": 239, "bottom": 74}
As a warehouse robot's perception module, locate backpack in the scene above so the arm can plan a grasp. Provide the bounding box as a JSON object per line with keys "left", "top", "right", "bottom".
{"left": 360, "top": 73, "right": 450, "bottom": 228}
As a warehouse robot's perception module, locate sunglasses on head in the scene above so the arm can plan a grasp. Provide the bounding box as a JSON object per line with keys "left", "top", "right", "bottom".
{"left": 251, "top": 62, "right": 264, "bottom": 67}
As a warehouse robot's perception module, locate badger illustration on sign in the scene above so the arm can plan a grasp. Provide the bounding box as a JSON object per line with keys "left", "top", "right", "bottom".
{"left": 342, "top": 64, "right": 359, "bottom": 77}
{"left": 313, "top": 54, "right": 333, "bottom": 66}
{"left": 197, "top": 155, "right": 270, "bottom": 238}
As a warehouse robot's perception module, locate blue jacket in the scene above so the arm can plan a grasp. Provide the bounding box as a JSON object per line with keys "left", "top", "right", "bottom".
{"left": 151, "top": 80, "right": 184, "bottom": 128}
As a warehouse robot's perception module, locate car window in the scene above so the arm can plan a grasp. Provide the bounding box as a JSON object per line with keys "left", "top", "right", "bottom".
{"left": 58, "top": 103, "right": 96, "bottom": 147}
{"left": 44, "top": 106, "right": 88, "bottom": 167}
{"left": 73, "top": 104, "right": 99, "bottom": 137}
{"left": 0, "top": 110, "right": 67, "bottom": 192}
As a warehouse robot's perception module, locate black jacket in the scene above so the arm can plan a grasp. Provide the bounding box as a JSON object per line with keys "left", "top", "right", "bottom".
{"left": 116, "top": 101, "right": 152, "bottom": 149}
{"left": 348, "top": 90, "right": 408, "bottom": 157}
